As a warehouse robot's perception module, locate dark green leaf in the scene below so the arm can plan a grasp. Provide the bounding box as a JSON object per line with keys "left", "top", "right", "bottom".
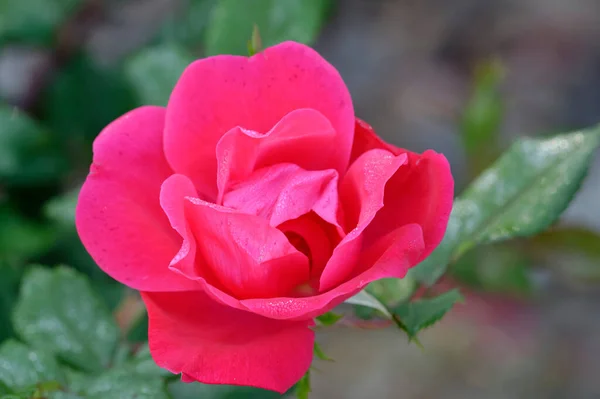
{"left": 125, "top": 45, "right": 195, "bottom": 106}
{"left": 352, "top": 304, "right": 376, "bottom": 320}
{"left": 0, "top": 381, "right": 11, "bottom": 395}
{"left": 168, "top": 380, "right": 283, "bottom": 399}
{"left": 411, "top": 126, "right": 600, "bottom": 285}
{"left": 0, "top": 392, "right": 30, "bottom": 399}
{"left": 42, "top": 56, "right": 135, "bottom": 141}
{"left": 0, "top": 105, "right": 66, "bottom": 185}
{"left": 48, "top": 393, "right": 83, "bottom": 399}
{"left": 84, "top": 367, "right": 169, "bottom": 399}
{"left": 315, "top": 311, "right": 342, "bottom": 326}
{"left": 0, "top": 205, "right": 55, "bottom": 262}
{"left": 63, "top": 369, "right": 92, "bottom": 395}
{"left": 12, "top": 267, "right": 119, "bottom": 372}
{"left": 0, "top": 340, "right": 64, "bottom": 391}
{"left": 0, "top": 263, "right": 22, "bottom": 342}
{"left": 205, "top": 0, "right": 330, "bottom": 55}
{"left": 44, "top": 231, "right": 124, "bottom": 310}
{"left": 393, "top": 289, "right": 463, "bottom": 339}
{"left": 0, "top": 0, "right": 82, "bottom": 45}
{"left": 365, "top": 277, "right": 415, "bottom": 307}
{"left": 128, "top": 345, "right": 170, "bottom": 378}
{"left": 65, "top": 345, "right": 169, "bottom": 397}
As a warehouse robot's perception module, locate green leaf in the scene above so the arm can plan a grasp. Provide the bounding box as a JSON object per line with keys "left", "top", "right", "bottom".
{"left": 365, "top": 276, "right": 416, "bottom": 307}
{"left": 125, "top": 45, "right": 195, "bottom": 106}
{"left": 63, "top": 369, "right": 92, "bottom": 395}
{"left": 205, "top": 0, "right": 330, "bottom": 55}
{"left": 128, "top": 345, "right": 170, "bottom": 378}
{"left": 315, "top": 311, "right": 342, "bottom": 326}
{"left": 411, "top": 126, "right": 600, "bottom": 285}
{"left": 84, "top": 367, "right": 169, "bottom": 399}
{"left": 313, "top": 342, "right": 332, "bottom": 362}
{"left": 0, "top": 0, "right": 82, "bottom": 45}
{"left": 0, "top": 106, "right": 66, "bottom": 185}
{"left": 0, "top": 340, "right": 64, "bottom": 391}
{"left": 459, "top": 127, "right": 600, "bottom": 249}
{"left": 393, "top": 289, "right": 463, "bottom": 339}
{"left": 344, "top": 290, "right": 392, "bottom": 319}
{"left": 65, "top": 345, "right": 169, "bottom": 398}
{"left": 295, "top": 372, "right": 310, "bottom": 399}
{"left": 48, "top": 393, "right": 83, "bottom": 399}
{"left": 168, "top": 381, "right": 283, "bottom": 399}
{"left": 12, "top": 267, "right": 119, "bottom": 372}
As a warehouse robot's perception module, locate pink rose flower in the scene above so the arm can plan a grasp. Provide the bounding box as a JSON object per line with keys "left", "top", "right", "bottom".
{"left": 76, "top": 41, "right": 453, "bottom": 393}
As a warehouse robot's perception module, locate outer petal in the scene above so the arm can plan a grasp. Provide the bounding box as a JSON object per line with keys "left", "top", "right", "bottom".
{"left": 161, "top": 174, "right": 310, "bottom": 299}
{"left": 165, "top": 41, "right": 354, "bottom": 199}
{"left": 216, "top": 108, "right": 338, "bottom": 202}
{"left": 222, "top": 163, "right": 339, "bottom": 227}
{"left": 141, "top": 290, "right": 314, "bottom": 393}
{"left": 318, "top": 149, "right": 408, "bottom": 292}
{"left": 76, "top": 106, "right": 198, "bottom": 292}
{"left": 353, "top": 120, "right": 454, "bottom": 261}
{"left": 349, "top": 118, "right": 399, "bottom": 163}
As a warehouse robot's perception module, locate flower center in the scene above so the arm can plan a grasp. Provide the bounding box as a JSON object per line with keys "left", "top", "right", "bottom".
{"left": 284, "top": 231, "right": 312, "bottom": 264}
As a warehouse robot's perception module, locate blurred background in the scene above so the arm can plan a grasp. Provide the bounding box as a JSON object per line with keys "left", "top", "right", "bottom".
{"left": 1, "top": 0, "right": 600, "bottom": 398}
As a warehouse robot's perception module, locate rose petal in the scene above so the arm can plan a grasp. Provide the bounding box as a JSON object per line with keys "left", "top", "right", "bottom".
{"left": 239, "top": 223, "right": 424, "bottom": 320}
{"left": 141, "top": 290, "right": 314, "bottom": 393}
{"left": 318, "top": 149, "right": 408, "bottom": 292}
{"left": 165, "top": 41, "right": 354, "bottom": 199}
{"left": 353, "top": 121, "right": 454, "bottom": 261}
{"left": 161, "top": 174, "right": 310, "bottom": 299}
{"left": 216, "top": 108, "right": 338, "bottom": 202}
{"left": 222, "top": 162, "right": 339, "bottom": 227}
{"left": 159, "top": 174, "right": 204, "bottom": 285}
{"left": 76, "top": 106, "right": 197, "bottom": 292}
{"left": 349, "top": 118, "right": 399, "bottom": 163}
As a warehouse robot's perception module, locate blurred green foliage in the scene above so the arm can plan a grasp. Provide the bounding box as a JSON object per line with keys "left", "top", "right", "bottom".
{"left": 460, "top": 59, "right": 504, "bottom": 175}
{"left": 205, "top": 0, "right": 331, "bottom": 56}
{"left": 0, "top": 0, "right": 83, "bottom": 45}
{"left": 0, "top": 106, "right": 66, "bottom": 185}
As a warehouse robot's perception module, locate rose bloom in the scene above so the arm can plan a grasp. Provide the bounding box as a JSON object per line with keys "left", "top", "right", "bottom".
{"left": 76, "top": 42, "right": 453, "bottom": 393}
